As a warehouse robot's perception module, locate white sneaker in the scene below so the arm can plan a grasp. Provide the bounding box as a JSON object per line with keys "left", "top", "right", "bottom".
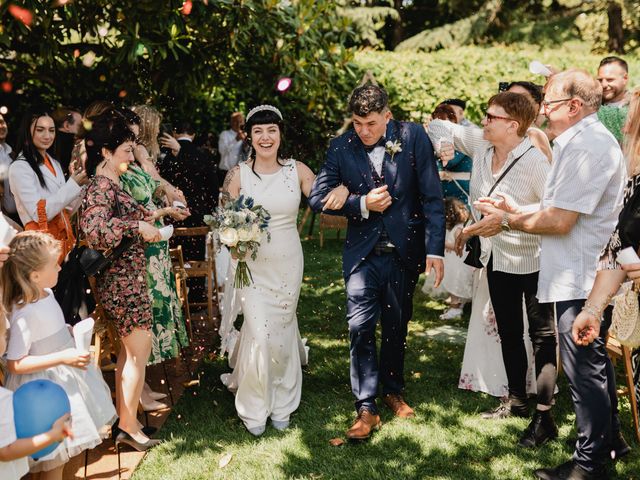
{"left": 439, "top": 307, "right": 463, "bottom": 320}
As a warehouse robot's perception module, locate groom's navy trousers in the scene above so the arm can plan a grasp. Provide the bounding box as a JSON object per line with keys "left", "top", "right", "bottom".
{"left": 346, "top": 250, "right": 419, "bottom": 413}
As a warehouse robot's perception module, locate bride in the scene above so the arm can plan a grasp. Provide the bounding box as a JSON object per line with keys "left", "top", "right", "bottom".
{"left": 219, "top": 105, "right": 347, "bottom": 435}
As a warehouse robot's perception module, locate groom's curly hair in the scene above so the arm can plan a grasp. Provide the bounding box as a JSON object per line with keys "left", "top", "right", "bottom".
{"left": 349, "top": 84, "right": 389, "bottom": 116}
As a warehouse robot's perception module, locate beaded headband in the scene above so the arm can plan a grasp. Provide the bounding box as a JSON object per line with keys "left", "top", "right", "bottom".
{"left": 246, "top": 104, "right": 283, "bottom": 122}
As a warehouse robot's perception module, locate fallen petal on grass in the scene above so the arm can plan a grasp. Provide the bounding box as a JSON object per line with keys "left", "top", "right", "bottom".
{"left": 329, "top": 438, "right": 345, "bottom": 447}
{"left": 219, "top": 452, "right": 233, "bottom": 468}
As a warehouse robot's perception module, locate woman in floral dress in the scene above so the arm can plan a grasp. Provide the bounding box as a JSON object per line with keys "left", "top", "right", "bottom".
{"left": 120, "top": 163, "right": 190, "bottom": 365}
{"left": 80, "top": 111, "right": 162, "bottom": 451}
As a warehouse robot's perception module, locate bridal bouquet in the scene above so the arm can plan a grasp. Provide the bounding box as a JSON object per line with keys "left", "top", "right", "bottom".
{"left": 204, "top": 195, "right": 271, "bottom": 288}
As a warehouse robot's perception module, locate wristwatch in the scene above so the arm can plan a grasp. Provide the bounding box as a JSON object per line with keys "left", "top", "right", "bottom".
{"left": 500, "top": 213, "right": 511, "bottom": 232}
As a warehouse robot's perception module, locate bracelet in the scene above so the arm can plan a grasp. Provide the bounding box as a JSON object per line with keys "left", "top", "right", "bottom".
{"left": 581, "top": 293, "right": 613, "bottom": 319}
{"left": 581, "top": 302, "right": 602, "bottom": 319}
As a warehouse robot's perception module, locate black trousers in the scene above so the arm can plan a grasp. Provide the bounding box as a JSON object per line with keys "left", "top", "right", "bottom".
{"left": 486, "top": 258, "right": 557, "bottom": 407}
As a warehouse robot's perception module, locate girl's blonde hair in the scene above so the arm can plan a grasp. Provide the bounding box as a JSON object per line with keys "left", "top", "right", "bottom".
{"left": 0, "top": 231, "right": 61, "bottom": 313}
{"left": 624, "top": 88, "right": 640, "bottom": 176}
{"left": 132, "top": 105, "right": 161, "bottom": 161}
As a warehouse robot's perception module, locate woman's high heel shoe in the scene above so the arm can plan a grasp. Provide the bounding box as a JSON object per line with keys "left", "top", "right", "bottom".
{"left": 111, "top": 418, "right": 157, "bottom": 438}
{"left": 115, "top": 431, "right": 162, "bottom": 452}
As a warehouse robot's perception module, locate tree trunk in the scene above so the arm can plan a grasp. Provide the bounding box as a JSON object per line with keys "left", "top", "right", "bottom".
{"left": 390, "top": 0, "right": 404, "bottom": 49}
{"left": 607, "top": 0, "right": 625, "bottom": 54}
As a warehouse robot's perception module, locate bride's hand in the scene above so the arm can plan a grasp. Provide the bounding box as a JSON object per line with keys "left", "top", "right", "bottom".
{"left": 321, "top": 185, "right": 349, "bottom": 211}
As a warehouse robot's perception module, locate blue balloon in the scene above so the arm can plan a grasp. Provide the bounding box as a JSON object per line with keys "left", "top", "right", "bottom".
{"left": 13, "top": 379, "right": 71, "bottom": 460}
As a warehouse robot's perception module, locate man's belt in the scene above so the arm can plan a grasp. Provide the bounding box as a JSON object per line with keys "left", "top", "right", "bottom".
{"left": 373, "top": 241, "right": 395, "bottom": 255}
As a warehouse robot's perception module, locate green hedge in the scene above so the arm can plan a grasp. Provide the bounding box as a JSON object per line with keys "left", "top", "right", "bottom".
{"left": 355, "top": 42, "right": 640, "bottom": 124}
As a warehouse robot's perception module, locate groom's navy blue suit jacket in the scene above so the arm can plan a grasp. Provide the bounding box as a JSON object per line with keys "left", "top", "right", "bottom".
{"left": 309, "top": 119, "right": 445, "bottom": 279}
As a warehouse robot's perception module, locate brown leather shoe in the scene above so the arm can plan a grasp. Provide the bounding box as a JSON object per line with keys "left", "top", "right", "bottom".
{"left": 346, "top": 409, "right": 381, "bottom": 440}
{"left": 382, "top": 393, "right": 415, "bottom": 418}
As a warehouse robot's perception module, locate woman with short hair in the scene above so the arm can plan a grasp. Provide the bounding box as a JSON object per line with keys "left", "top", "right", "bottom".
{"left": 429, "top": 92, "right": 556, "bottom": 448}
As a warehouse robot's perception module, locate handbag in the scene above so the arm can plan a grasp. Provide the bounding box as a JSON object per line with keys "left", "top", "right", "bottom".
{"left": 464, "top": 146, "right": 534, "bottom": 268}
{"left": 24, "top": 198, "right": 75, "bottom": 264}
{"left": 54, "top": 243, "right": 96, "bottom": 325}
{"left": 612, "top": 281, "right": 640, "bottom": 348}
{"left": 79, "top": 190, "right": 136, "bottom": 277}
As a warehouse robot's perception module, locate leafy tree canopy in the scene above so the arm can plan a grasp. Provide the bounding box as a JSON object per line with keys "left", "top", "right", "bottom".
{"left": 0, "top": 0, "right": 358, "bottom": 168}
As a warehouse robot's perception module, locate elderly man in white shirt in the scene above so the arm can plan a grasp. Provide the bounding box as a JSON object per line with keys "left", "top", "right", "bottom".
{"left": 217, "top": 111, "right": 246, "bottom": 186}
{"left": 469, "top": 69, "right": 627, "bottom": 480}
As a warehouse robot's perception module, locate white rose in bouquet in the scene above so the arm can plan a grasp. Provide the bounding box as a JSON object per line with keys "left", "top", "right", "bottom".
{"left": 219, "top": 227, "right": 239, "bottom": 247}
{"left": 250, "top": 223, "right": 262, "bottom": 242}
{"left": 237, "top": 227, "right": 253, "bottom": 242}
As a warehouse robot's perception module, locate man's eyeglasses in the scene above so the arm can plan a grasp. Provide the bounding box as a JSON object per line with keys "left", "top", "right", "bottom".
{"left": 541, "top": 97, "right": 573, "bottom": 111}
{"left": 484, "top": 111, "right": 514, "bottom": 123}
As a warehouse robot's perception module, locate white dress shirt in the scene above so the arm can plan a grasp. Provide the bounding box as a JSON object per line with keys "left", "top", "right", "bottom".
{"left": 0, "top": 142, "right": 16, "bottom": 214}
{"left": 537, "top": 113, "right": 626, "bottom": 303}
{"left": 218, "top": 129, "right": 244, "bottom": 171}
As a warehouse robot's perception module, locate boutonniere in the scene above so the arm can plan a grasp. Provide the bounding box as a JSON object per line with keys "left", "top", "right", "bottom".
{"left": 385, "top": 140, "right": 402, "bottom": 162}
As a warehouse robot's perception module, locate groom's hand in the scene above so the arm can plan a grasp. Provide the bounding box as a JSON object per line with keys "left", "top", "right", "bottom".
{"left": 365, "top": 185, "right": 392, "bottom": 212}
{"left": 426, "top": 257, "right": 444, "bottom": 288}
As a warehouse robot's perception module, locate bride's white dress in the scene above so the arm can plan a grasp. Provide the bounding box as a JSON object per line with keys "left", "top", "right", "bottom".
{"left": 220, "top": 159, "right": 308, "bottom": 430}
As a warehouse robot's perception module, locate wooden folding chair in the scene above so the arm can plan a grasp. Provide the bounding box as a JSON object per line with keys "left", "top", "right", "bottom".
{"left": 318, "top": 213, "right": 348, "bottom": 247}
{"left": 169, "top": 245, "right": 193, "bottom": 341}
{"left": 606, "top": 335, "right": 640, "bottom": 442}
{"left": 173, "top": 226, "right": 220, "bottom": 325}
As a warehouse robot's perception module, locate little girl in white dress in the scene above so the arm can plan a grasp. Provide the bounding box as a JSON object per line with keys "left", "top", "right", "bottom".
{"left": 438, "top": 197, "right": 474, "bottom": 320}
{"left": 1, "top": 231, "right": 116, "bottom": 478}
{"left": 1, "top": 315, "right": 73, "bottom": 480}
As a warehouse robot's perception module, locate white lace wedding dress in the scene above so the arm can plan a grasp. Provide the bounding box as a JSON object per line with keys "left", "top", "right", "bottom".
{"left": 220, "top": 159, "right": 308, "bottom": 431}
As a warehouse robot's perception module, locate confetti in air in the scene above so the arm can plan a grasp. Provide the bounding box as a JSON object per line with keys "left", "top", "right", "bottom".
{"left": 8, "top": 4, "right": 33, "bottom": 26}
{"left": 276, "top": 77, "right": 292, "bottom": 92}
{"left": 181, "top": 0, "right": 193, "bottom": 15}
{"left": 82, "top": 51, "right": 96, "bottom": 67}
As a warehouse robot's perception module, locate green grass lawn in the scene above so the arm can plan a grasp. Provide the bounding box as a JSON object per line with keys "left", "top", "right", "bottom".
{"left": 134, "top": 235, "right": 640, "bottom": 479}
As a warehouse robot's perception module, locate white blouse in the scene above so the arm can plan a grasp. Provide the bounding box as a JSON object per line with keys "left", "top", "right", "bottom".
{"left": 8, "top": 155, "right": 81, "bottom": 226}
{"left": 428, "top": 120, "right": 550, "bottom": 275}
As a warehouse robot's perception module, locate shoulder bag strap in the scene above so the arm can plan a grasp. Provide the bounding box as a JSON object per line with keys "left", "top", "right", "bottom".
{"left": 485, "top": 146, "right": 534, "bottom": 198}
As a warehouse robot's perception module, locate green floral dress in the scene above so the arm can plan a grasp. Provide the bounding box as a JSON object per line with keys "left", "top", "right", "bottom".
{"left": 120, "top": 165, "right": 189, "bottom": 364}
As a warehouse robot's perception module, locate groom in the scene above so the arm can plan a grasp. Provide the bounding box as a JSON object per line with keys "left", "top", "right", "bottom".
{"left": 309, "top": 84, "right": 445, "bottom": 440}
